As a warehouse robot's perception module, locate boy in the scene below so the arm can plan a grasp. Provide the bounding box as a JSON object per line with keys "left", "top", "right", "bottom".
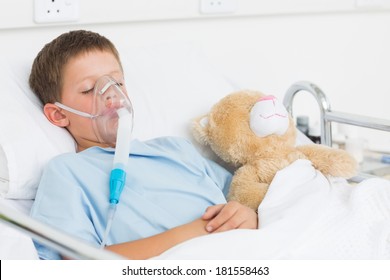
{"left": 29, "top": 30, "right": 257, "bottom": 260}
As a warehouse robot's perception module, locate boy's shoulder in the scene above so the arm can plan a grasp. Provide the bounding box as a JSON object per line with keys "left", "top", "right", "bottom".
{"left": 141, "top": 136, "right": 197, "bottom": 153}
{"left": 45, "top": 146, "right": 106, "bottom": 167}
{"left": 144, "top": 136, "right": 191, "bottom": 146}
{"left": 45, "top": 136, "right": 197, "bottom": 167}
{"left": 44, "top": 151, "right": 84, "bottom": 170}
{"left": 123, "top": 136, "right": 203, "bottom": 162}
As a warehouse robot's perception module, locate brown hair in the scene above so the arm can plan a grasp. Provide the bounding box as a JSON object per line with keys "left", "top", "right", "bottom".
{"left": 29, "top": 30, "right": 122, "bottom": 104}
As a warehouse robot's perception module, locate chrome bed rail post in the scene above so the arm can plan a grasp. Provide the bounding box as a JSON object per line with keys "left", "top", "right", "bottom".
{"left": 283, "top": 81, "right": 332, "bottom": 146}
{"left": 0, "top": 203, "right": 124, "bottom": 260}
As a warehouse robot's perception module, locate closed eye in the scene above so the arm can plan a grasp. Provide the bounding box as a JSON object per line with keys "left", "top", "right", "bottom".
{"left": 81, "top": 88, "right": 94, "bottom": 94}
{"left": 82, "top": 82, "right": 124, "bottom": 94}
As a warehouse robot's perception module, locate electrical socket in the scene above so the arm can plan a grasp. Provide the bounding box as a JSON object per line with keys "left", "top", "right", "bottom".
{"left": 34, "top": 0, "right": 80, "bottom": 23}
{"left": 200, "top": 0, "right": 238, "bottom": 14}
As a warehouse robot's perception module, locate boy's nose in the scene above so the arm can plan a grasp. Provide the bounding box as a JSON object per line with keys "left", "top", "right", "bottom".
{"left": 104, "top": 94, "right": 121, "bottom": 109}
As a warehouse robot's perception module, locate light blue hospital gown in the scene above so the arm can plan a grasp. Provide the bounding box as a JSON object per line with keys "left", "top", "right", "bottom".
{"left": 30, "top": 137, "right": 232, "bottom": 259}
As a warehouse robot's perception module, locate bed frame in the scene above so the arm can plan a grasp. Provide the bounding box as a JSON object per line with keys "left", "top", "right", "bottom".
{"left": 283, "top": 81, "right": 390, "bottom": 182}
{"left": 1, "top": 80, "right": 389, "bottom": 259}
{"left": 283, "top": 81, "right": 390, "bottom": 147}
{"left": 0, "top": 202, "right": 123, "bottom": 259}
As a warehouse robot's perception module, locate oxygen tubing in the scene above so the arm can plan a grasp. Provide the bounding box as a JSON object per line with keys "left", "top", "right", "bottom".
{"left": 101, "top": 108, "right": 133, "bottom": 248}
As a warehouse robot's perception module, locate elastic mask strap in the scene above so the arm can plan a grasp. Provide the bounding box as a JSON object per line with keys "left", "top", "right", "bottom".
{"left": 54, "top": 102, "right": 97, "bottom": 119}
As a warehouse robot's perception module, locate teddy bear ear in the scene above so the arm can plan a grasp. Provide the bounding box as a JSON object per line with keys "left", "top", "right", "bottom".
{"left": 192, "top": 115, "right": 211, "bottom": 145}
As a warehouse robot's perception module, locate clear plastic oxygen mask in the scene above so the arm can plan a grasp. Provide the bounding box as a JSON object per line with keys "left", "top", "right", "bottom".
{"left": 55, "top": 75, "right": 134, "bottom": 248}
{"left": 55, "top": 75, "right": 134, "bottom": 148}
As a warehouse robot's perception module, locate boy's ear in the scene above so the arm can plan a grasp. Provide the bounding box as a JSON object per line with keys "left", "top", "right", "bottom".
{"left": 43, "top": 103, "right": 69, "bottom": 127}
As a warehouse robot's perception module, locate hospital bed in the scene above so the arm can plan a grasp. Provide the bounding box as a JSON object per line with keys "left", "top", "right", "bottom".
{"left": 1, "top": 41, "right": 390, "bottom": 260}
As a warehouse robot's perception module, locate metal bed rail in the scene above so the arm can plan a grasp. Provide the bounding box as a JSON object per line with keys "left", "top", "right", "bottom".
{"left": 283, "top": 81, "right": 390, "bottom": 182}
{"left": 0, "top": 202, "right": 124, "bottom": 260}
{"left": 283, "top": 81, "right": 390, "bottom": 147}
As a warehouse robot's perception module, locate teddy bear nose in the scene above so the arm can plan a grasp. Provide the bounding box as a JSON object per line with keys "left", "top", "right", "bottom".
{"left": 258, "top": 95, "right": 276, "bottom": 102}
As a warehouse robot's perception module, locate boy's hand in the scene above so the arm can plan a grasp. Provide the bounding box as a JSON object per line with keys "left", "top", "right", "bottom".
{"left": 202, "top": 201, "right": 258, "bottom": 233}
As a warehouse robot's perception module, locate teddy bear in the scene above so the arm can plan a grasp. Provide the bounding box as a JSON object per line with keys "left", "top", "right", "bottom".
{"left": 192, "top": 90, "right": 357, "bottom": 210}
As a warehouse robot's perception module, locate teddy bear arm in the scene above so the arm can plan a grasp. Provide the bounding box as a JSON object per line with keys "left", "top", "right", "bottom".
{"left": 296, "top": 144, "right": 358, "bottom": 178}
{"left": 228, "top": 165, "right": 269, "bottom": 211}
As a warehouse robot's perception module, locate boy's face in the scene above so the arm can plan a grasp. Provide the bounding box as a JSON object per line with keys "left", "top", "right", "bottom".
{"left": 60, "top": 50, "right": 124, "bottom": 151}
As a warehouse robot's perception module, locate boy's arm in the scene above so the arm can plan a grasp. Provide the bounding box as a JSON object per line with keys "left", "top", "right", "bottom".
{"left": 105, "top": 201, "right": 258, "bottom": 259}
{"left": 105, "top": 218, "right": 209, "bottom": 259}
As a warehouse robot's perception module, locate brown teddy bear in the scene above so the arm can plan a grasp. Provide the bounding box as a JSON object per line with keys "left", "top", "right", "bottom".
{"left": 192, "top": 90, "right": 357, "bottom": 210}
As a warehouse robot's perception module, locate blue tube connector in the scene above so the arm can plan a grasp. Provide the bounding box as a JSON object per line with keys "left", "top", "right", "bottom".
{"left": 109, "top": 168, "right": 126, "bottom": 204}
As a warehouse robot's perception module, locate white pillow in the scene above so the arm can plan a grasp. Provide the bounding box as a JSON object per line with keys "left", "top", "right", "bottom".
{"left": 0, "top": 55, "right": 76, "bottom": 199}
{"left": 0, "top": 42, "right": 237, "bottom": 200}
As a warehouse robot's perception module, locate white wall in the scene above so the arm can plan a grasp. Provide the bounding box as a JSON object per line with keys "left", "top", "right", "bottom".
{"left": 1, "top": 1, "right": 389, "bottom": 151}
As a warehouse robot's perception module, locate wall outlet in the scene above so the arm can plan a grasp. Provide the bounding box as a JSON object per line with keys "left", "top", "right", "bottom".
{"left": 200, "top": 0, "right": 238, "bottom": 14}
{"left": 34, "top": 0, "right": 80, "bottom": 23}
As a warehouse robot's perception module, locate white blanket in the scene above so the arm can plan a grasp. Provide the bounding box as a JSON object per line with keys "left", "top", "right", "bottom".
{"left": 154, "top": 159, "right": 390, "bottom": 259}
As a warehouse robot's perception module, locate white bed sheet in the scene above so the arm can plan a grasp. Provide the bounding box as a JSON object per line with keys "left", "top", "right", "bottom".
{"left": 153, "top": 159, "right": 390, "bottom": 260}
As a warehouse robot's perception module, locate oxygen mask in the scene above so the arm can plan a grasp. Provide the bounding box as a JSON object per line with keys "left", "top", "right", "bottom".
{"left": 55, "top": 75, "right": 134, "bottom": 147}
